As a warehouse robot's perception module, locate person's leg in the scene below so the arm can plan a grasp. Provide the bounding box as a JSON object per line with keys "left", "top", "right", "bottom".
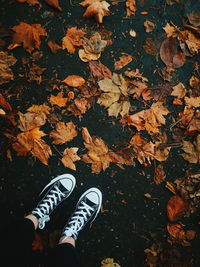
{"left": 48, "top": 187, "right": 102, "bottom": 267}
{"left": 2, "top": 217, "right": 36, "bottom": 267}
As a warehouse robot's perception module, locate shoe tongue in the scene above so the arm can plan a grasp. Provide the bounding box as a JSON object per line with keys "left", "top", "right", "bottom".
{"left": 84, "top": 197, "right": 96, "bottom": 209}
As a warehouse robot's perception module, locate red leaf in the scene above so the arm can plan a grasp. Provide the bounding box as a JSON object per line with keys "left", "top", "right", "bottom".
{"left": 167, "top": 195, "right": 188, "bottom": 222}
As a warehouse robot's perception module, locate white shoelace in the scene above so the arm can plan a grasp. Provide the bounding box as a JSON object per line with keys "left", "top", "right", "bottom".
{"left": 33, "top": 185, "right": 65, "bottom": 229}
{"left": 63, "top": 201, "right": 94, "bottom": 240}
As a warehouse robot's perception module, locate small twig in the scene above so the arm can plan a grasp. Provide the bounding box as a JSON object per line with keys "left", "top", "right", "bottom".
{"left": 52, "top": 145, "right": 62, "bottom": 157}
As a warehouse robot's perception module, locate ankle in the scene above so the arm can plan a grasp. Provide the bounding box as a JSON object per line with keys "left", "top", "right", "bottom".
{"left": 25, "top": 214, "right": 39, "bottom": 230}
{"left": 58, "top": 236, "right": 76, "bottom": 247}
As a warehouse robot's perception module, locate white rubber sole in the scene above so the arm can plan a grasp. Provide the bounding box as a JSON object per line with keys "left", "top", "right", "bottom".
{"left": 40, "top": 174, "right": 76, "bottom": 196}
{"left": 78, "top": 187, "right": 102, "bottom": 223}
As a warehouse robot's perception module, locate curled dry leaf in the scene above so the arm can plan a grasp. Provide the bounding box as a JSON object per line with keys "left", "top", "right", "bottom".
{"left": 160, "top": 37, "right": 185, "bottom": 68}
{"left": 167, "top": 195, "right": 188, "bottom": 222}
{"left": 49, "top": 121, "right": 78, "bottom": 145}
{"left": 129, "top": 29, "right": 136, "bottom": 37}
{"left": 62, "top": 75, "right": 85, "bottom": 87}
{"left": 8, "top": 22, "right": 47, "bottom": 53}
{"left": 114, "top": 54, "right": 133, "bottom": 71}
{"left": 0, "top": 93, "right": 12, "bottom": 111}
{"left": 126, "top": 0, "right": 136, "bottom": 16}
{"left": 48, "top": 40, "right": 62, "bottom": 53}
{"left": 61, "top": 147, "right": 80, "bottom": 170}
{"left": 82, "top": 127, "right": 112, "bottom": 173}
{"left": 0, "top": 51, "right": 17, "bottom": 85}
{"left": 62, "top": 27, "right": 85, "bottom": 54}
{"left": 43, "top": 0, "right": 62, "bottom": 11}
{"left": 18, "top": 111, "right": 47, "bottom": 131}
{"left": 80, "top": 0, "right": 111, "bottom": 24}
{"left": 49, "top": 92, "right": 68, "bottom": 107}
{"left": 144, "top": 20, "right": 156, "bottom": 33}
{"left": 154, "top": 164, "right": 166, "bottom": 184}
{"left": 89, "top": 61, "right": 112, "bottom": 80}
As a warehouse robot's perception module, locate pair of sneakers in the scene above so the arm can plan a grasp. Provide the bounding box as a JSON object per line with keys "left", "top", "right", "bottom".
{"left": 30, "top": 174, "right": 102, "bottom": 241}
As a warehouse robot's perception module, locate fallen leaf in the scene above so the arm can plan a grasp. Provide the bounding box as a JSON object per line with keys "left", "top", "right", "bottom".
{"left": 27, "top": 104, "right": 51, "bottom": 115}
{"left": 185, "top": 96, "right": 200, "bottom": 108}
{"left": 114, "top": 54, "right": 133, "bottom": 70}
{"left": 171, "top": 82, "right": 186, "bottom": 99}
{"left": 97, "top": 73, "right": 130, "bottom": 117}
{"left": 80, "top": 0, "right": 111, "bottom": 23}
{"left": 82, "top": 127, "right": 112, "bottom": 173}
{"left": 8, "top": 22, "right": 47, "bottom": 53}
{"left": 101, "top": 258, "right": 121, "bottom": 267}
{"left": 18, "top": 111, "right": 47, "bottom": 131}
{"left": 126, "top": 0, "right": 136, "bottom": 16}
{"left": 144, "top": 20, "right": 156, "bottom": 33}
{"left": 163, "top": 22, "right": 177, "bottom": 37}
{"left": 49, "top": 121, "right": 78, "bottom": 145}
{"left": 32, "top": 139, "right": 52, "bottom": 165}
{"left": 43, "top": 0, "right": 62, "bottom": 11}
{"left": 124, "top": 69, "right": 148, "bottom": 82}
{"left": 143, "top": 37, "right": 160, "bottom": 56}
{"left": 61, "top": 147, "right": 80, "bottom": 170}
{"left": 0, "top": 51, "right": 17, "bottom": 85}
{"left": 189, "top": 75, "right": 200, "bottom": 97}
{"left": 178, "top": 30, "right": 200, "bottom": 55}
{"left": 49, "top": 92, "right": 68, "bottom": 107}
{"left": 181, "top": 135, "right": 200, "bottom": 163}
{"left": 160, "top": 37, "right": 185, "bottom": 68}
{"left": 0, "top": 93, "right": 12, "bottom": 111}
{"left": 129, "top": 29, "right": 136, "bottom": 37}
{"left": 48, "top": 40, "right": 62, "bottom": 53}
{"left": 62, "top": 75, "right": 85, "bottom": 87}
{"left": 68, "top": 98, "right": 91, "bottom": 116}
{"left": 187, "top": 11, "right": 200, "bottom": 27}
{"left": 79, "top": 49, "right": 101, "bottom": 62}
{"left": 167, "top": 195, "right": 188, "bottom": 222}
{"left": 62, "top": 27, "right": 85, "bottom": 54}
{"left": 167, "top": 223, "right": 185, "bottom": 240}
{"left": 154, "top": 164, "right": 166, "bottom": 184}
{"left": 28, "top": 64, "right": 46, "bottom": 84}
{"left": 89, "top": 61, "right": 112, "bottom": 80}
{"left": 17, "top": 0, "right": 40, "bottom": 6}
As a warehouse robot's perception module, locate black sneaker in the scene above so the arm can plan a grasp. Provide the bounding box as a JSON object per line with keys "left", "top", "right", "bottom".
{"left": 61, "top": 187, "right": 102, "bottom": 240}
{"left": 31, "top": 174, "right": 76, "bottom": 229}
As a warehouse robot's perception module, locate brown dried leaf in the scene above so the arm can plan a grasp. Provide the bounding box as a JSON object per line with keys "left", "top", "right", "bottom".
{"left": 171, "top": 82, "right": 186, "bottom": 99}
{"left": 81, "top": 0, "right": 111, "bottom": 23}
{"left": 167, "top": 195, "right": 188, "bottom": 222}
{"left": 0, "top": 51, "right": 17, "bottom": 85}
{"left": 61, "top": 147, "right": 80, "bottom": 170}
{"left": 28, "top": 64, "right": 46, "bottom": 84}
{"left": 43, "top": 0, "right": 62, "bottom": 11}
{"left": 17, "top": 0, "right": 40, "bottom": 6}
{"left": 163, "top": 22, "right": 177, "bottom": 37}
{"left": 114, "top": 54, "right": 133, "bottom": 70}
{"left": 89, "top": 61, "right": 112, "bottom": 80}
{"left": 0, "top": 93, "right": 12, "bottom": 111}
{"left": 48, "top": 40, "right": 62, "bottom": 53}
{"left": 82, "top": 127, "right": 112, "bottom": 173}
{"left": 160, "top": 37, "right": 185, "bottom": 68}
{"left": 144, "top": 20, "right": 156, "bottom": 33}
{"left": 126, "top": 0, "right": 136, "bottom": 16}
{"left": 18, "top": 111, "right": 47, "bottom": 131}
{"left": 8, "top": 22, "right": 47, "bottom": 53}
{"left": 181, "top": 135, "right": 200, "bottom": 163}
{"left": 154, "top": 164, "right": 166, "bottom": 184}
{"left": 50, "top": 121, "right": 78, "bottom": 145}
{"left": 62, "top": 27, "right": 85, "bottom": 54}
{"left": 185, "top": 96, "right": 200, "bottom": 108}
{"left": 62, "top": 75, "right": 85, "bottom": 87}
{"left": 49, "top": 92, "right": 68, "bottom": 107}
{"left": 32, "top": 139, "right": 52, "bottom": 165}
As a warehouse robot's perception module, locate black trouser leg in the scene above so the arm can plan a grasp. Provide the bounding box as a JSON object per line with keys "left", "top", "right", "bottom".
{"left": 2, "top": 218, "right": 35, "bottom": 267}
{"left": 47, "top": 243, "right": 81, "bottom": 267}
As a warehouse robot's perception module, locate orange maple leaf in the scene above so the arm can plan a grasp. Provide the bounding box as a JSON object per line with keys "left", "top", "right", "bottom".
{"left": 62, "top": 27, "right": 85, "bottom": 54}
{"left": 80, "top": 0, "right": 111, "bottom": 24}
{"left": 49, "top": 92, "right": 68, "bottom": 107}
{"left": 8, "top": 22, "right": 47, "bottom": 53}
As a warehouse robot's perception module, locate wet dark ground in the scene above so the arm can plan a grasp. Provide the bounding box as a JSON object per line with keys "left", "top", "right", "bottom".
{"left": 1, "top": 0, "right": 200, "bottom": 266}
